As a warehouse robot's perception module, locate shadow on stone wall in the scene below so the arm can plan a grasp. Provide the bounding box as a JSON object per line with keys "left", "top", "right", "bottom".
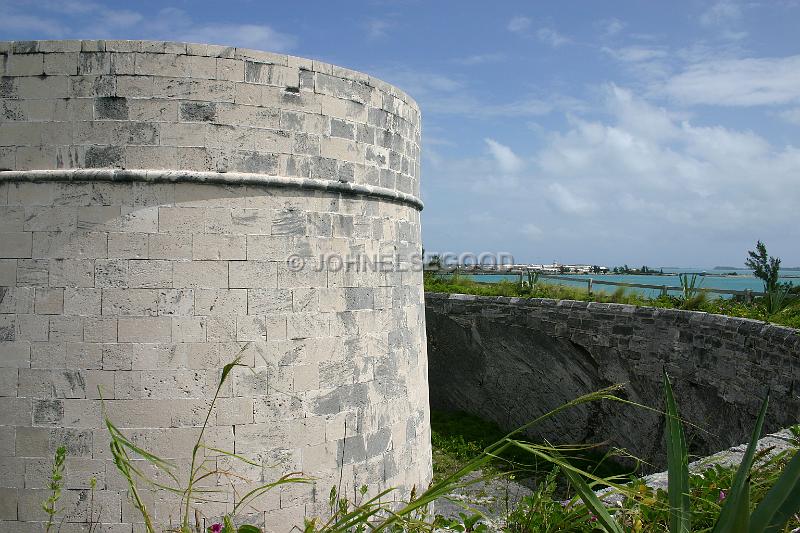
{"left": 426, "top": 293, "right": 800, "bottom": 472}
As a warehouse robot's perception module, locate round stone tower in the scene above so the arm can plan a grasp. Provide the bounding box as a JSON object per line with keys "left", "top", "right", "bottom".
{"left": 0, "top": 40, "right": 430, "bottom": 531}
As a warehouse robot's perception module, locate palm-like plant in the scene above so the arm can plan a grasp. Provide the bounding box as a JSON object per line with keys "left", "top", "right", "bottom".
{"left": 569, "top": 371, "right": 800, "bottom": 532}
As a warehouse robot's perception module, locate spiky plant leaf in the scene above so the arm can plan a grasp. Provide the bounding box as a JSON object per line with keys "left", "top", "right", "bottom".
{"left": 664, "top": 370, "right": 691, "bottom": 533}
{"left": 713, "top": 393, "right": 769, "bottom": 533}
{"left": 560, "top": 466, "right": 624, "bottom": 533}
{"left": 749, "top": 449, "right": 800, "bottom": 532}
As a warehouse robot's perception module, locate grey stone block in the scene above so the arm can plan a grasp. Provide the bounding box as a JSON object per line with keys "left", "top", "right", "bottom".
{"left": 94, "top": 97, "right": 128, "bottom": 120}
{"left": 85, "top": 146, "right": 124, "bottom": 168}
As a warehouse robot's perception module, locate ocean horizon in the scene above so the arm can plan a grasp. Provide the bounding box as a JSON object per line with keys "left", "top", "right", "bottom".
{"left": 466, "top": 267, "right": 798, "bottom": 298}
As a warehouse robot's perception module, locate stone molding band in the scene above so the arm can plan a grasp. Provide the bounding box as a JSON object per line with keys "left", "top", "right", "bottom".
{"left": 0, "top": 169, "right": 424, "bottom": 210}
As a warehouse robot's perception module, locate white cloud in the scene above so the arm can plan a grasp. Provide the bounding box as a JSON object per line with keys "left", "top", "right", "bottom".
{"left": 606, "top": 85, "right": 685, "bottom": 141}
{"left": 662, "top": 55, "right": 800, "bottom": 106}
{"left": 507, "top": 16, "right": 531, "bottom": 33}
{"left": 100, "top": 9, "right": 143, "bottom": 27}
{"left": 537, "top": 27, "right": 570, "bottom": 48}
{"left": 0, "top": 13, "right": 65, "bottom": 36}
{"left": 365, "top": 18, "right": 391, "bottom": 39}
{"left": 373, "top": 68, "right": 463, "bottom": 96}
{"left": 778, "top": 107, "right": 800, "bottom": 125}
{"left": 485, "top": 139, "right": 524, "bottom": 174}
{"left": 0, "top": 2, "right": 296, "bottom": 52}
{"left": 603, "top": 45, "right": 667, "bottom": 63}
{"left": 422, "top": 85, "right": 800, "bottom": 263}
{"left": 699, "top": 0, "right": 742, "bottom": 27}
{"left": 547, "top": 183, "right": 597, "bottom": 215}
{"left": 171, "top": 22, "right": 295, "bottom": 51}
{"left": 145, "top": 8, "right": 296, "bottom": 51}
{"left": 455, "top": 53, "right": 506, "bottom": 66}
{"left": 698, "top": 1, "right": 748, "bottom": 40}
{"left": 535, "top": 86, "right": 800, "bottom": 229}
{"left": 598, "top": 17, "right": 626, "bottom": 37}
{"left": 520, "top": 224, "right": 544, "bottom": 239}
{"left": 468, "top": 212, "right": 497, "bottom": 225}
{"left": 372, "top": 67, "right": 586, "bottom": 119}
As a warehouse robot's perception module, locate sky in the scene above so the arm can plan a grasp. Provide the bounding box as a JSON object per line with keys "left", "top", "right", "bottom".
{"left": 2, "top": 0, "right": 800, "bottom": 267}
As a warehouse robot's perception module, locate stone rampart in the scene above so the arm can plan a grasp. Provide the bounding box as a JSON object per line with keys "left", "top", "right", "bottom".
{"left": 426, "top": 293, "right": 799, "bottom": 471}
{"left": 0, "top": 39, "right": 430, "bottom": 532}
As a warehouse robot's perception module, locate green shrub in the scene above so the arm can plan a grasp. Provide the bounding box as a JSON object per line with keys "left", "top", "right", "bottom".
{"left": 424, "top": 274, "right": 800, "bottom": 330}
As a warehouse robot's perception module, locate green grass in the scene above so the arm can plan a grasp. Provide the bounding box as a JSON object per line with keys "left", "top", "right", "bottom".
{"left": 431, "top": 410, "right": 630, "bottom": 491}
{"left": 424, "top": 273, "right": 800, "bottom": 329}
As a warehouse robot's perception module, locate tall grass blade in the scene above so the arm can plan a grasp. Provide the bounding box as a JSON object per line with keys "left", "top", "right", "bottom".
{"left": 748, "top": 450, "right": 800, "bottom": 532}
{"left": 664, "top": 370, "right": 690, "bottom": 533}
{"left": 713, "top": 392, "right": 770, "bottom": 533}
{"left": 183, "top": 354, "right": 247, "bottom": 529}
{"left": 559, "top": 464, "right": 625, "bottom": 533}
{"left": 231, "top": 473, "right": 313, "bottom": 515}
{"left": 728, "top": 478, "right": 751, "bottom": 531}
{"left": 371, "top": 387, "right": 634, "bottom": 532}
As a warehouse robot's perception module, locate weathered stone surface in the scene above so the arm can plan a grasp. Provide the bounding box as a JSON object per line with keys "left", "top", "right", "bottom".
{"left": 426, "top": 293, "right": 800, "bottom": 472}
{"left": 0, "top": 38, "right": 420, "bottom": 197}
{"left": 0, "top": 39, "right": 428, "bottom": 532}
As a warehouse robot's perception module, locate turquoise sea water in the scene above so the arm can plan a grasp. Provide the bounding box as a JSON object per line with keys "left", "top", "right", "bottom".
{"left": 466, "top": 268, "right": 800, "bottom": 298}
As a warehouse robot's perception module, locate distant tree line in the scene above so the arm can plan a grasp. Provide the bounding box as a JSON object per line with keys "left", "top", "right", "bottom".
{"left": 610, "top": 265, "right": 664, "bottom": 275}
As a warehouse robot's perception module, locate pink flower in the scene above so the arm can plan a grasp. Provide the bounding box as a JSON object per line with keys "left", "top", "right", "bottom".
{"left": 718, "top": 491, "right": 726, "bottom": 502}
{"left": 210, "top": 524, "right": 222, "bottom": 533}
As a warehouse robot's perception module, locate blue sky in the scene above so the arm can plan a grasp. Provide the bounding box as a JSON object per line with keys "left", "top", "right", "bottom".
{"left": 3, "top": 0, "right": 800, "bottom": 267}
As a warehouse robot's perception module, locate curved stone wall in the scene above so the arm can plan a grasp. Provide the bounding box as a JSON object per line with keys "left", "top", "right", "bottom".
{"left": 426, "top": 293, "right": 800, "bottom": 471}
{"left": 0, "top": 40, "right": 430, "bottom": 531}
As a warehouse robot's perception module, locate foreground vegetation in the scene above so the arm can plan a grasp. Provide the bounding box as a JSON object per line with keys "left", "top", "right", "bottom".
{"left": 431, "top": 410, "right": 626, "bottom": 487}
{"left": 43, "top": 353, "right": 800, "bottom": 532}
{"left": 424, "top": 272, "right": 800, "bottom": 330}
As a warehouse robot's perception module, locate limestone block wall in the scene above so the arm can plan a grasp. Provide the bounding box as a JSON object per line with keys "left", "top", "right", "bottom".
{"left": 426, "top": 293, "right": 800, "bottom": 471}
{"left": 0, "top": 39, "right": 431, "bottom": 532}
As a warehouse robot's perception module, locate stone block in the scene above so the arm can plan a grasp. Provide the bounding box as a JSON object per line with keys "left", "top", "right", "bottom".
{"left": 127, "top": 260, "right": 172, "bottom": 288}
{"left": 48, "top": 259, "right": 95, "bottom": 288}
{"left": 95, "top": 259, "right": 128, "bottom": 288}
{"left": 0, "top": 260, "right": 16, "bottom": 286}
{"left": 192, "top": 234, "right": 246, "bottom": 261}
{"left": 7, "top": 54, "right": 44, "bottom": 76}
{"left": 148, "top": 233, "right": 192, "bottom": 260}
{"left": 48, "top": 316, "right": 83, "bottom": 343}
{"left": 244, "top": 62, "right": 299, "bottom": 88}
{"left": 134, "top": 52, "right": 190, "bottom": 77}
{"left": 34, "top": 288, "right": 64, "bottom": 315}
{"left": 247, "top": 289, "right": 291, "bottom": 314}
{"left": 194, "top": 289, "right": 247, "bottom": 316}
{"left": 117, "top": 317, "right": 171, "bottom": 343}
{"left": 108, "top": 232, "right": 148, "bottom": 259}
{"left": 0, "top": 341, "right": 31, "bottom": 368}
{"left": 0, "top": 233, "right": 33, "bottom": 258}
{"left": 173, "top": 261, "right": 228, "bottom": 288}
{"left": 286, "top": 313, "right": 329, "bottom": 340}
{"left": 217, "top": 58, "right": 244, "bottom": 82}
{"left": 157, "top": 289, "right": 194, "bottom": 316}
{"left": 83, "top": 317, "right": 117, "bottom": 343}
{"left": 236, "top": 315, "right": 266, "bottom": 341}
{"left": 0, "top": 487, "right": 17, "bottom": 519}
{"left": 172, "top": 317, "right": 207, "bottom": 343}
{"left": 101, "top": 289, "right": 158, "bottom": 316}
{"left": 32, "top": 231, "right": 107, "bottom": 260}
{"left": 63, "top": 288, "right": 101, "bottom": 316}
{"left": 0, "top": 287, "right": 34, "bottom": 314}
